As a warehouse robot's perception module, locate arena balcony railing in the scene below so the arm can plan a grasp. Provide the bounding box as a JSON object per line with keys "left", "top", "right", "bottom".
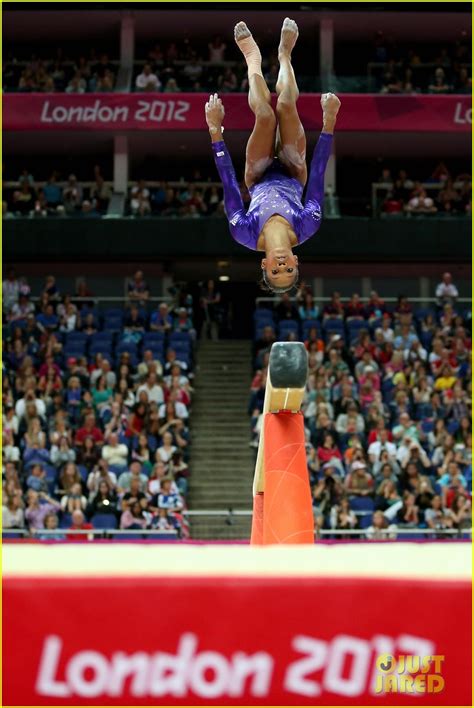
{"left": 3, "top": 523, "right": 471, "bottom": 542}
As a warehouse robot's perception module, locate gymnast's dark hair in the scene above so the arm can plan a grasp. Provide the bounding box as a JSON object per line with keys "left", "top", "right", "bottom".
{"left": 259, "top": 267, "right": 299, "bottom": 294}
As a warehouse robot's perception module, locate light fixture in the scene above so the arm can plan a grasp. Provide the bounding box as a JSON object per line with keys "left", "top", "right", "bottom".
{"left": 218, "top": 275, "right": 230, "bottom": 282}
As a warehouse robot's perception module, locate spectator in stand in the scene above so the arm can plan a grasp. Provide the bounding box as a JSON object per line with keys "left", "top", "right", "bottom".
{"left": 25, "top": 489, "right": 61, "bottom": 530}
{"left": 127, "top": 270, "right": 150, "bottom": 303}
{"left": 150, "top": 302, "right": 173, "bottom": 333}
{"left": 60, "top": 482, "right": 87, "bottom": 515}
{"left": 275, "top": 292, "right": 299, "bottom": 322}
{"left": 66, "top": 72, "right": 87, "bottom": 93}
{"left": 136, "top": 371, "right": 164, "bottom": 405}
{"left": 88, "top": 479, "right": 118, "bottom": 517}
{"left": 435, "top": 271, "right": 459, "bottom": 307}
{"left": 121, "top": 499, "right": 150, "bottom": 529}
{"left": 428, "top": 67, "right": 451, "bottom": 94}
{"left": 136, "top": 63, "right": 161, "bottom": 92}
{"left": 101, "top": 432, "right": 129, "bottom": 469}
{"left": 130, "top": 180, "right": 151, "bottom": 216}
{"left": 345, "top": 293, "right": 366, "bottom": 321}
{"left": 323, "top": 291, "right": 345, "bottom": 320}
{"left": 365, "top": 510, "right": 397, "bottom": 540}
{"left": 200, "top": 279, "right": 221, "bottom": 340}
{"left": 345, "top": 460, "right": 374, "bottom": 496}
{"left": 75, "top": 412, "right": 104, "bottom": 447}
{"left": 454, "top": 67, "right": 472, "bottom": 94}
{"left": 208, "top": 36, "right": 227, "bottom": 63}
{"left": 298, "top": 292, "right": 319, "bottom": 320}
{"left": 69, "top": 509, "right": 93, "bottom": 532}
{"left": 117, "top": 460, "right": 148, "bottom": 493}
{"left": 405, "top": 186, "right": 437, "bottom": 214}
{"left": 62, "top": 174, "right": 83, "bottom": 214}
{"left": 365, "top": 291, "right": 386, "bottom": 322}
{"left": 2, "top": 494, "right": 25, "bottom": 529}
{"left": 218, "top": 67, "right": 238, "bottom": 92}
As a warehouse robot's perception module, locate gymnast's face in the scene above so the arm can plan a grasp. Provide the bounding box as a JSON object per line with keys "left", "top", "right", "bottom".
{"left": 261, "top": 249, "right": 298, "bottom": 290}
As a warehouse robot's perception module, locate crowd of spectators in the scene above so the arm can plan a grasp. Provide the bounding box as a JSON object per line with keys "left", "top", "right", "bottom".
{"left": 3, "top": 166, "right": 112, "bottom": 219}
{"left": 377, "top": 163, "right": 472, "bottom": 218}
{"left": 369, "top": 32, "right": 471, "bottom": 94}
{"left": 127, "top": 178, "right": 225, "bottom": 218}
{"left": 2, "top": 269, "right": 196, "bottom": 538}
{"left": 133, "top": 35, "right": 309, "bottom": 94}
{"left": 250, "top": 275, "right": 471, "bottom": 539}
{"left": 4, "top": 49, "right": 117, "bottom": 93}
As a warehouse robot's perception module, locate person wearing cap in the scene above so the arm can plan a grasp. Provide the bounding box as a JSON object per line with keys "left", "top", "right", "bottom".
{"left": 174, "top": 307, "right": 196, "bottom": 339}
{"left": 345, "top": 460, "right": 374, "bottom": 497}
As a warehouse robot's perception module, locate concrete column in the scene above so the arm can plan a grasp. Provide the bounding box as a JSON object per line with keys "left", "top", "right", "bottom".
{"left": 319, "top": 18, "right": 334, "bottom": 77}
{"left": 361, "top": 277, "right": 371, "bottom": 298}
{"left": 120, "top": 13, "right": 135, "bottom": 70}
{"left": 113, "top": 135, "right": 129, "bottom": 194}
{"left": 325, "top": 149, "right": 336, "bottom": 195}
{"left": 420, "top": 276, "right": 431, "bottom": 305}
{"left": 313, "top": 277, "right": 324, "bottom": 305}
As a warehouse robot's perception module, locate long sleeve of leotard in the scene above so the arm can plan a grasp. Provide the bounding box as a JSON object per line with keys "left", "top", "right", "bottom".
{"left": 304, "top": 132, "right": 333, "bottom": 207}
{"left": 211, "top": 140, "right": 253, "bottom": 246}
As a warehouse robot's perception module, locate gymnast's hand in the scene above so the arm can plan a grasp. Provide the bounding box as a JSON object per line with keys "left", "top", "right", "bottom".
{"left": 205, "top": 93, "right": 225, "bottom": 134}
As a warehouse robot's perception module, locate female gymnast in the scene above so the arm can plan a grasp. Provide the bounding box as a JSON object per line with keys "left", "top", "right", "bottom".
{"left": 205, "top": 18, "right": 341, "bottom": 293}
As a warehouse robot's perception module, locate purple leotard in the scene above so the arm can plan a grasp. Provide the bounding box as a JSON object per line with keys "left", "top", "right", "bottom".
{"left": 211, "top": 132, "right": 333, "bottom": 251}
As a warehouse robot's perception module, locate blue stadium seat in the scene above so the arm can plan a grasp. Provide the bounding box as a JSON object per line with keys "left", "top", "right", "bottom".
{"left": 143, "top": 332, "right": 165, "bottom": 345}
{"left": 169, "top": 331, "right": 191, "bottom": 343}
{"left": 253, "top": 309, "right": 275, "bottom": 323}
{"left": 66, "top": 332, "right": 87, "bottom": 346}
{"left": 421, "top": 420, "right": 434, "bottom": 434}
{"left": 77, "top": 465, "right": 89, "bottom": 482}
{"left": 89, "top": 342, "right": 112, "bottom": 358}
{"left": 358, "top": 513, "right": 373, "bottom": 529}
{"left": 414, "top": 307, "right": 436, "bottom": 322}
{"left": 302, "top": 320, "right": 321, "bottom": 338}
{"left": 116, "top": 341, "right": 137, "bottom": 356}
{"left": 323, "top": 317, "right": 344, "bottom": 331}
{"left": 349, "top": 497, "right": 375, "bottom": 513}
{"left": 64, "top": 343, "right": 86, "bottom": 358}
{"left": 447, "top": 420, "right": 460, "bottom": 435}
{"left": 103, "top": 314, "right": 123, "bottom": 332}
{"left": 91, "top": 332, "right": 113, "bottom": 345}
{"left": 91, "top": 514, "right": 118, "bottom": 530}
{"left": 278, "top": 320, "right": 300, "bottom": 339}
{"left": 59, "top": 513, "right": 72, "bottom": 529}
{"left": 110, "top": 532, "right": 143, "bottom": 540}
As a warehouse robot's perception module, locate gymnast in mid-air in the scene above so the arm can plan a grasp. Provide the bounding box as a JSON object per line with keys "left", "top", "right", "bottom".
{"left": 205, "top": 18, "right": 341, "bottom": 293}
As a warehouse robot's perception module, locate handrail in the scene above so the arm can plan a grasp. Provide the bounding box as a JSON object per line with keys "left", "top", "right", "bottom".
{"left": 4, "top": 180, "right": 221, "bottom": 190}
{"left": 27, "top": 295, "right": 173, "bottom": 304}
{"left": 255, "top": 296, "right": 471, "bottom": 305}
{"left": 3, "top": 526, "right": 471, "bottom": 540}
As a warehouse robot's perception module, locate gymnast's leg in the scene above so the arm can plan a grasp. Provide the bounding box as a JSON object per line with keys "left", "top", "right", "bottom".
{"left": 235, "top": 21, "right": 277, "bottom": 188}
{"left": 275, "top": 18, "right": 307, "bottom": 186}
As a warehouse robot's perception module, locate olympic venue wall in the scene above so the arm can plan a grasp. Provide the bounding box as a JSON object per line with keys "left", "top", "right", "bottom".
{"left": 5, "top": 217, "right": 470, "bottom": 264}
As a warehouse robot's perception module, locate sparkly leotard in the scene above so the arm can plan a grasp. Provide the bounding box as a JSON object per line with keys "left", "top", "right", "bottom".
{"left": 211, "top": 132, "right": 333, "bottom": 251}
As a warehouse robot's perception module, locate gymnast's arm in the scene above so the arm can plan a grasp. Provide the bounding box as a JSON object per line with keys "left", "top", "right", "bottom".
{"left": 210, "top": 138, "right": 247, "bottom": 226}
{"left": 205, "top": 93, "right": 249, "bottom": 236}
{"left": 303, "top": 132, "right": 333, "bottom": 208}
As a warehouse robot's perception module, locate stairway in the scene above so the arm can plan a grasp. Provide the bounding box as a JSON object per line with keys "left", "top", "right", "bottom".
{"left": 188, "top": 339, "right": 255, "bottom": 539}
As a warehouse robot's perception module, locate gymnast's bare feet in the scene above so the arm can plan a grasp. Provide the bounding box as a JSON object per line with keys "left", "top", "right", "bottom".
{"left": 320, "top": 92, "right": 341, "bottom": 134}
{"left": 234, "top": 21, "right": 262, "bottom": 77}
{"left": 278, "top": 17, "right": 299, "bottom": 59}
